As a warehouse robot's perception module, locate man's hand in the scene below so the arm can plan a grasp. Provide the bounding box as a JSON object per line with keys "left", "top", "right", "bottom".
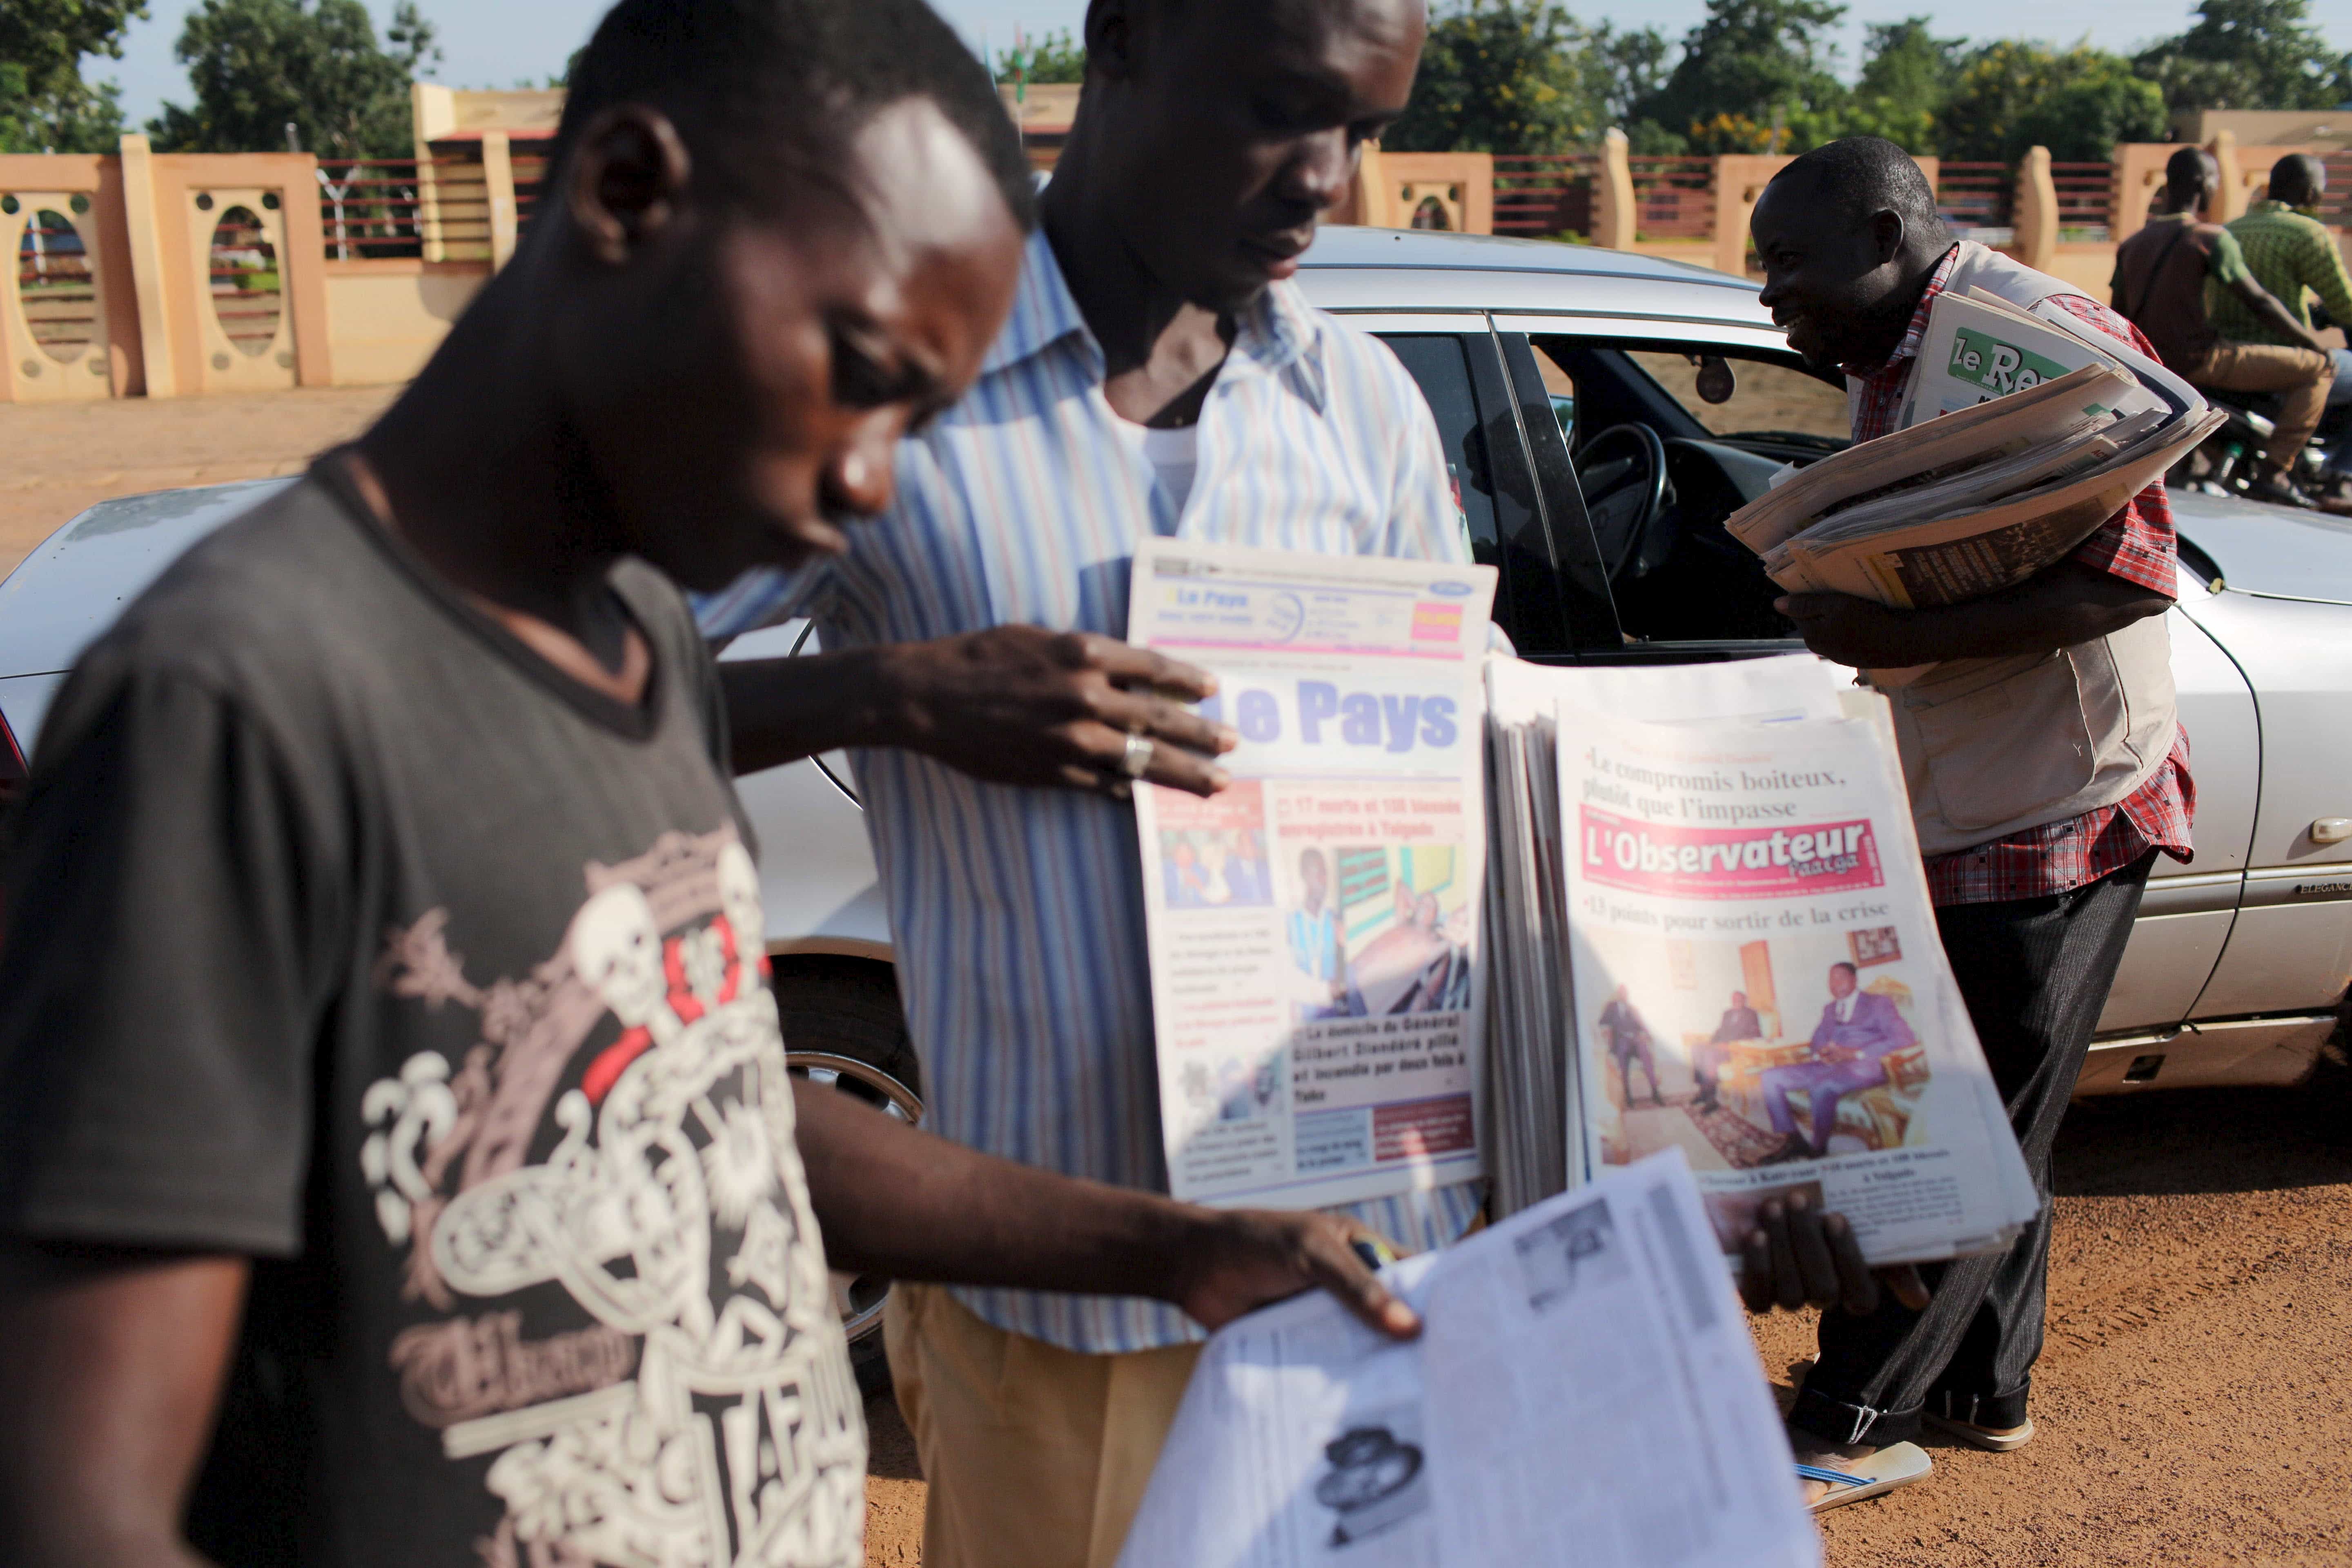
{"left": 720, "top": 626, "right": 1238, "bottom": 793}
{"left": 1737, "top": 1192, "right": 1930, "bottom": 1316}
{"left": 1168, "top": 1209, "right": 1421, "bottom": 1339}
{"left": 1776, "top": 559, "right": 2171, "bottom": 670}
{"left": 1775, "top": 592, "right": 1920, "bottom": 669}
{"left": 1817, "top": 1043, "right": 1860, "bottom": 1065}
{"left": 882, "top": 626, "right": 1236, "bottom": 796}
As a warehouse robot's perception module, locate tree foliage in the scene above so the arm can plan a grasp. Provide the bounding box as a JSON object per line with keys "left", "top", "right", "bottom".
{"left": 993, "top": 28, "right": 1085, "bottom": 89}
{"left": 2132, "top": 0, "right": 2352, "bottom": 114}
{"left": 0, "top": 0, "right": 146, "bottom": 152}
{"left": 1388, "top": 0, "right": 1669, "bottom": 156}
{"left": 1940, "top": 41, "right": 2167, "bottom": 163}
{"left": 1838, "top": 20, "right": 1962, "bottom": 153}
{"left": 1630, "top": 0, "right": 1848, "bottom": 154}
{"left": 149, "top": 0, "right": 439, "bottom": 159}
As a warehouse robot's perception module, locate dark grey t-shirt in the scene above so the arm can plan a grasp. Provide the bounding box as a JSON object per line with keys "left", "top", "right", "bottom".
{"left": 0, "top": 468, "right": 865, "bottom": 1567}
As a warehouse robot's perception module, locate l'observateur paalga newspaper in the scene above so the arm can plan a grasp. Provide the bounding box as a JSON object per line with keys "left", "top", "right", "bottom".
{"left": 1127, "top": 540, "right": 1499, "bottom": 1209}
{"left": 1557, "top": 675, "right": 2040, "bottom": 1265}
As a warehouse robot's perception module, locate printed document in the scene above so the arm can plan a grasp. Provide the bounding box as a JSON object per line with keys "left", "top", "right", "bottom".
{"left": 1127, "top": 540, "right": 1499, "bottom": 1208}
{"left": 1117, "top": 1151, "right": 1820, "bottom": 1568}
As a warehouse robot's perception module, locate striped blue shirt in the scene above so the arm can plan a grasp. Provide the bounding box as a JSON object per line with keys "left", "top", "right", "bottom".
{"left": 698, "top": 232, "right": 1484, "bottom": 1352}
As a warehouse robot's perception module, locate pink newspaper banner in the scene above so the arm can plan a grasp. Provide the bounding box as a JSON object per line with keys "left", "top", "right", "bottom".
{"left": 1577, "top": 805, "right": 1884, "bottom": 899}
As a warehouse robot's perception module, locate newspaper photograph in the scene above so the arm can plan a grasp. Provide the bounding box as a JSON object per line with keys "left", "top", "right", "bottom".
{"left": 1116, "top": 1151, "right": 1820, "bottom": 1568}
{"left": 1128, "top": 539, "right": 1499, "bottom": 1209}
{"left": 1558, "top": 698, "right": 2039, "bottom": 1265}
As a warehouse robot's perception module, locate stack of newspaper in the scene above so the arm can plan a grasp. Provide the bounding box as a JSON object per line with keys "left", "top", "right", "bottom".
{"left": 1726, "top": 287, "right": 2224, "bottom": 613}
{"left": 1481, "top": 653, "right": 2042, "bottom": 1266}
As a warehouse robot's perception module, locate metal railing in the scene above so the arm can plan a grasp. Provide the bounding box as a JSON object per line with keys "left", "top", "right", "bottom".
{"left": 1491, "top": 152, "right": 1598, "bottom": 238}
{"left": 2051, "top": 161, "right": 2115, "bottom": 241}
{"left": 204, "top": 205, "right": 283, "bottom": 353}
{"left": 1626, "top": 156, "right": 1714, "bottom": 241}
{"left": 1934, "top": 161, "right": 2011, "bottom": 232}
{"left": 13, "top": 203, "right": 100, "bottom": 361}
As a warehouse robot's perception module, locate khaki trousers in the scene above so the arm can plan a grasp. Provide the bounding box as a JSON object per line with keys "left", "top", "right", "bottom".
{"left": 2185, "top": 340, "right": 2332, "bottom": 473}
{"left": 884, "top": 1282, "right": 1202, "bottom": 1568}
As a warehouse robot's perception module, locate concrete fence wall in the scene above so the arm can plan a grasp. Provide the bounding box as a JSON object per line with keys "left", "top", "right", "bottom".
{"left": 1, "top": 133, "right": 496, "bottom": 403}
{"left": 9, "top": 120, "right": 2345, "bottom": 403}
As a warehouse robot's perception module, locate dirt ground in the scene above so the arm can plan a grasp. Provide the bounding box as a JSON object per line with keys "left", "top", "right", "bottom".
{"left": 10, "top": 391, "right": 2345, "bottom": 1567}
{"left": 0, "top": 386, "right": 399, "bottom": 579}
{"left": 860, "top": 1065, "right": 2352, "bottom": 1568}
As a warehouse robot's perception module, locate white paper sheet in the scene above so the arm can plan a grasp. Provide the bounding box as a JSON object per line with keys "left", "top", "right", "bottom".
{"left": 1117, "top": 1152, "right": 1821, "bottom": 1568}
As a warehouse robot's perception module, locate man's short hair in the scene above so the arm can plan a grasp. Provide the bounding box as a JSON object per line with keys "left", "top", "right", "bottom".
{"left": 1768, "top": 136, "right": 1947, "bottom": 243}
{"left": 2166, "top": 146, "right": 2216, "bottom": 197}
{"left": 554, "top": 0, "right": 1035, "bottom": 233}
{"left": 1830, "top": 961, "right": 1858, "bottom": 979}
{"left": 2269, "top": 153, "right": 2324, "bottom": 207}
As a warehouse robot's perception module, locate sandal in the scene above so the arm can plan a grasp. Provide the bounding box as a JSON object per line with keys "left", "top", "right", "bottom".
{"left": 1799, "top": 1441, "right": 1933, "bottom": 1513}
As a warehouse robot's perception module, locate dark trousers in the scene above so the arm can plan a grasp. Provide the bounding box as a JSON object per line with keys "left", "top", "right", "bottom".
{"left": 1789, "top": 851, "right": 2156, "bottom": 1448}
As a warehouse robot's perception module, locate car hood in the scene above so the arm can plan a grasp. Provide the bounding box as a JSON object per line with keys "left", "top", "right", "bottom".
{"left": 0, "top": 477, "right": 294, "bottom": 678}
{"left": 2170, "top": 488, "right": 2352, "bottom": 606}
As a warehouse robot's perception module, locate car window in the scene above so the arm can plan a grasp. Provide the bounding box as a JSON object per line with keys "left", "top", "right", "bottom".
{"left": 1622, "top": 351, "right": 1849, "bottom": 444}
{"left": 1378, "top": 334, "right": 1503, "bottom": 566}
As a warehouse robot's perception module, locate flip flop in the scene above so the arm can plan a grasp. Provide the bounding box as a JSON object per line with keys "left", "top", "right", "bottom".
{"left": 1923, "top": 1410, "right": 2035, "bottom": 1452}
{"left": 1799, "top": 1442, "right": 1933, "bottom": 1513}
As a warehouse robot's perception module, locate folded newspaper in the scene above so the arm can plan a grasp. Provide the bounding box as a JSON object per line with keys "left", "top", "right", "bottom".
{"left": 1726, "top": 287, "right": 2224, "bottom": 615}
{"left": 1118, "top": 1151, "right": 1819, "bottom": 1568}
{"left": 1127, "top": 539, "right": 1498, "bottom": 1209}
{"left": 1483, "top": 654, "right": 2042, "bottom": 1266}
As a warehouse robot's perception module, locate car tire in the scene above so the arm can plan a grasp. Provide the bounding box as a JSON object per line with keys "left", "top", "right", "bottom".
{"left": 773, "top": 955, "right": 922, "bottom": 1396}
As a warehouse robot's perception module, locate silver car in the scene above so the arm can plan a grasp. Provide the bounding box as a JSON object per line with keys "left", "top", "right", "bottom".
{"left": 2, "top": 225, "right": 2346, "bottom": 1281}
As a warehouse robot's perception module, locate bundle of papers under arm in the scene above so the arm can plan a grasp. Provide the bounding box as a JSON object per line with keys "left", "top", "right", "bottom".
{"left": 1726, "top": 287, "right": 2225, "bottom": 614}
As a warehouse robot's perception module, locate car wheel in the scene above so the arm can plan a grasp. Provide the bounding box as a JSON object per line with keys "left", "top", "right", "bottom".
{"left": 773, "top": 956, "right": 921, "bottom": 1395}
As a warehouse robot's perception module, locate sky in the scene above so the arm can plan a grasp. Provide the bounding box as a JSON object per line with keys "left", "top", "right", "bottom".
{"left": 85, "top": 0, "right": 2352, "bottom": 130}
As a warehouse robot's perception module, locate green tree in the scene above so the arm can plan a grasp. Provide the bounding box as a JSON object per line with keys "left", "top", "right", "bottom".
{"left": 1387, "top": 2, "right": 1673, "bottom": 155}
{"left": 1939, "top": 41, "right": 2167, "bottom": 164}
{"left": 2132, "top": 0, "right": 2352, "bottom": 113}
{"left": 0, "top": 0, "right": 146, "bottom": 152}
{"left": 1838, "top": 18, "right": 1961, "bottom": 152}
{"left": 1387, "top": 0, "right": 1592, "bottom": 154}
{"left": 993, "top": 28, "right": 1085, "bottom": 89}
{"left": 149, "top": 0, "right": 439, "bottom": 159}
{"left": 1630, "top": 0, "right": 1850, "bottom": 155}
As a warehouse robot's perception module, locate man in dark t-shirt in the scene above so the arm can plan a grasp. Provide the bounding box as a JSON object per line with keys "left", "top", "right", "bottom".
{"left": 2112, "top": 146, "right": 2335, "bottom": 506}
{"left": 0, "top": 6, "right": 1434, "bottom": 1566}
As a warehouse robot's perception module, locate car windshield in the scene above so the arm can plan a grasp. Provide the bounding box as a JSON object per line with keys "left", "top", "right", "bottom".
{"left": 1621, "top": 350, "right": 1851, "bottom": 448}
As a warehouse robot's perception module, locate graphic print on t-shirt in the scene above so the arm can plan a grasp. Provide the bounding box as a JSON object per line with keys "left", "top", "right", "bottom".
{"left": 362, "top": 824, "right": 864, "bottom": 1568}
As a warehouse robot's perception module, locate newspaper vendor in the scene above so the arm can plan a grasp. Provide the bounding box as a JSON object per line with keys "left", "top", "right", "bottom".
{"left": 1748, "top": 136, "right": 2195, "bottom": 1508}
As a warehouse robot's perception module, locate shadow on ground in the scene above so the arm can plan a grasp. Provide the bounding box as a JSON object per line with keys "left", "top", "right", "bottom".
{"left": 2055, "top": 1031, "right": 2350, "bottom": 1199}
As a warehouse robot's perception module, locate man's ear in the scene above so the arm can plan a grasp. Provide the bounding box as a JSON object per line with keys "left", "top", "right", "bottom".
{"left": 567, "top": 104, "right": 694, "bottom": 267}
{"left": 1084, "top": 0, "right": 1137, "bottom": 82}
{"left": 1869, "top": 208, "right": 1907, "bottom": 269}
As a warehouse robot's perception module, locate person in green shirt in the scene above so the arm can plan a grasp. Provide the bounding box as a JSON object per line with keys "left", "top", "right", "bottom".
{"left": 2112, "top": 147, "right": 2335, "bottom": 508}
{"left": 2220, "top": 154, "right": 2352, "bottom": 497}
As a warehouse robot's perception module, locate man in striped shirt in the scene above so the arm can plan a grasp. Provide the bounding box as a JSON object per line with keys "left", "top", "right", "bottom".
{"left": 1752, "top": 138, "right": 2194, "bottom": 1510}
{"left": 699, "top": 3, "right": 1477, "bottom": 1562}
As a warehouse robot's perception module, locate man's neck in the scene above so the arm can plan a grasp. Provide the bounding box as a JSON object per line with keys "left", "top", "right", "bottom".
{"left": 354, "top": 266, "right": 645, "bottom": 689}
{"left": 1851, "top": 242, "right": 1953, "bottom": 372}
{"left": 1039, "top": 134, "right": 1237, "bottom": 425}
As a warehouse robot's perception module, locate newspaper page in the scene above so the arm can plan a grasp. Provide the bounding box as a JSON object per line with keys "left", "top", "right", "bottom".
{"left": 1897, "top": 287, "right": 2172, "bottom": 427}
{"left": 1117, "top": 1151, "right": 1820, "bottom": 1568}
{"left": 1557, "top": 688, "right": 2040, "bottom": 1265}
{"left": 1128, "top": 540, "right": 1499, "bottom": 1209}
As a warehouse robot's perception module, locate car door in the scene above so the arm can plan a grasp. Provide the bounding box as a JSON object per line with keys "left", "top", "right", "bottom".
{"left": 1479, "top": 316, "right": 2259, "bottom": 1043}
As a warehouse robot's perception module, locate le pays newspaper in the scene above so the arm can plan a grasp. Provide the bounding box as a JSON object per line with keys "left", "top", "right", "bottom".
{"left": 1127, "top": 540, "right": 1498, "bottom": 1209}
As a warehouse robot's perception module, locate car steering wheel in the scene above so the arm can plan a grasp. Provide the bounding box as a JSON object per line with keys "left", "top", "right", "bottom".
{"left": 1575, "top": 422, "right": 1670, "bottom": 584}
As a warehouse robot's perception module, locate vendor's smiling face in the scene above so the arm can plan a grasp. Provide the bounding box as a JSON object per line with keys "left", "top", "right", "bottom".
{"left": 1751, "top": 179, "right": 1915, "bottom": 372}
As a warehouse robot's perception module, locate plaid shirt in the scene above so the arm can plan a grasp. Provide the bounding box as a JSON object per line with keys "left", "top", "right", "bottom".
{"left": 2212, "top": 199, "right": 2352, "bottom": 347}
{"left": 1844, "top": 244, "right": 2194, "bottom": 906}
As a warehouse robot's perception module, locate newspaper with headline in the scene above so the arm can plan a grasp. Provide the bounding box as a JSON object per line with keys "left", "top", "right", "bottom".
{"left": 1481, "top": 654, "right": 2041, "bottom": 1265}
{"left": 1128, "top": 539, "right": 1499, "bottom": 1209}
{"left": 1117, "top": 1151, "right": 1820, "bottom": 1568}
